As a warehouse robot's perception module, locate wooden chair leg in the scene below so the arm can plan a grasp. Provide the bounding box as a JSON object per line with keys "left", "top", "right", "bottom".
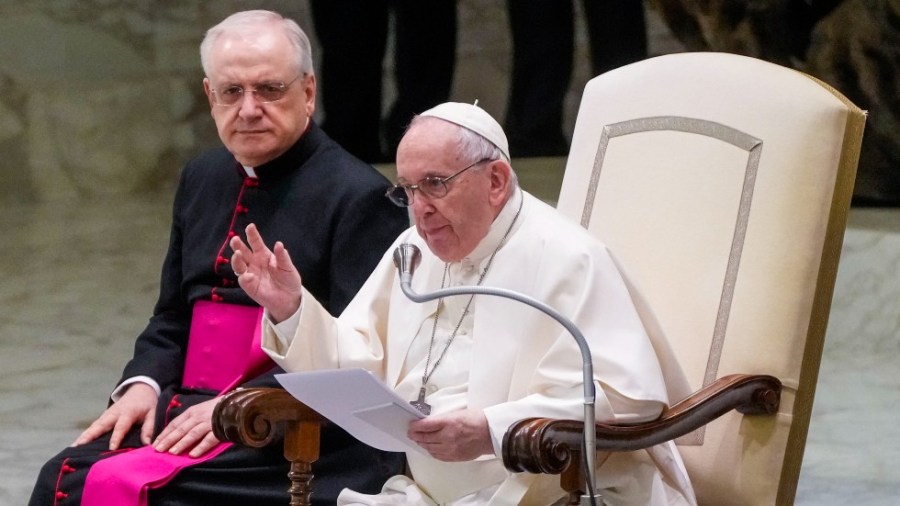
{"left": 561, "top": 450, "right": 584, "bottom": 505}
{"left": 287, "top": 460, "right": 313, "bottom": 506}
{"left": 284, "top": 420, "right": 320, "bottom": 506}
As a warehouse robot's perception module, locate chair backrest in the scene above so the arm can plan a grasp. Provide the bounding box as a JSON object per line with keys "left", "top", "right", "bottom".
{"left": 556, "top": 52, "right": 864, "bottom": 505}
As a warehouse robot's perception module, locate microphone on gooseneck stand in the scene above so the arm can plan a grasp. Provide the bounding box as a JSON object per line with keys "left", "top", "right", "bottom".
{"left": 392, "top": 243, "right": 603, "bottom": 506}
{"left": 392, "top": 243, "right": 422, "bottom": 289}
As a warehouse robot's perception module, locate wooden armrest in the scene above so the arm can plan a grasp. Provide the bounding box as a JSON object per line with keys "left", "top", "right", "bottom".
{"left": 503, "top": 373, "right": 781, "bottom": 474}
{"left": 212, "top": 387, "right": 324, "bottom": 449}
{"left": 213, "top": 387, "right": 326, "bottom": 505}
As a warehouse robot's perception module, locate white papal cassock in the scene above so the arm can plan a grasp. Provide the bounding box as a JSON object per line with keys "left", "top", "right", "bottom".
{"left": 263, "top": 189, "right": 696, "bottom": 506}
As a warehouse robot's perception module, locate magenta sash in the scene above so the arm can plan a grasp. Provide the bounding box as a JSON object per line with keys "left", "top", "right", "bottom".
{"left": 82, "top": 301, "right": 270, "bottom": 505}
{"left": 183, "top": 300, "right": 266, "bottom": 391}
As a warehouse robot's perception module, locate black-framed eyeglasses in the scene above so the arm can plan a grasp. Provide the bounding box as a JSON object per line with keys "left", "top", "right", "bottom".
{"left": 385, "top": 158, "right": 493, "bottom": 207}
{"left": 210, "top": 74, "right": 305, "bottom": 107}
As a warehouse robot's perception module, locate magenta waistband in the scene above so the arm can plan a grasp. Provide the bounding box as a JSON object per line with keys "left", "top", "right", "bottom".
{"left": 182, "top": 299, "right": 264, "bottom": 391}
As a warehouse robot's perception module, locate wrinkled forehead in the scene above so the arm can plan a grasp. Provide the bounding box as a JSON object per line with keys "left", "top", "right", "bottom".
{"left": 206, "top": 30, "right": 298, "bottom": 81}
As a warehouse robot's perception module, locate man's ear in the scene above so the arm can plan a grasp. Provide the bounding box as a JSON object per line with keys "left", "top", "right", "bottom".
{"left": 202, "top": 78, "right": 215, "bottom": 111}
{"left": 488, "top": 160, "right": 513, "bottom": 206}
{"left": 301, "top": 73, "right": 317, "bottom": 118}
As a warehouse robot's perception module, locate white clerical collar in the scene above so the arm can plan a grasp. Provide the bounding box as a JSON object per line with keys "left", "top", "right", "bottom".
{"left": 459, "top": 188, "right": 523, "bottom": 265}
{"left": 242, "top": 166, "right": 258, "bottom": 179}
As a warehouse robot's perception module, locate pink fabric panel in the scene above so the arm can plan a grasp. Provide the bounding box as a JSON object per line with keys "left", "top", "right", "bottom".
{"left": 82, "top": 444, "right": 232, "bottom": 505}
{"left": 182, "top": 300, "right": 263, "bottom": 391}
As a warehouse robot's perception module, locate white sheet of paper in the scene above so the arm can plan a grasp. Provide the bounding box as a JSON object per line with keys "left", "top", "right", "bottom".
{"left": 275, "top": 368, "right": 426, "bottom": 453}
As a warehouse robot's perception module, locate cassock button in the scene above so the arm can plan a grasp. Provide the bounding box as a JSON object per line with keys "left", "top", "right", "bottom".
{"left": 427, "top": 384, "right": 438, "bottom": 394}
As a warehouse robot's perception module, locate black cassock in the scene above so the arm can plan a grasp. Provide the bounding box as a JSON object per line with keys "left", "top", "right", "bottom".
{"left": 30, "top": 122, "right": 409, "bottom": 506}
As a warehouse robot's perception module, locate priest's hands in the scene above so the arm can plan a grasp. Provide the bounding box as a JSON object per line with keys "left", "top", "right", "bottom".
{"left": 408, "top": 409, "right": 494, "bottom": 462}
{"left": 73, "top": 382, "right": 158, "bottom": 450}
{"left": 70, "top": 385, "right": 222, "bottom": 458}
{"left": 153, "top": 398, "right": 221, "bottom": 458}
{"left": 230, "top": 223, "right": 303, "bottom": 323}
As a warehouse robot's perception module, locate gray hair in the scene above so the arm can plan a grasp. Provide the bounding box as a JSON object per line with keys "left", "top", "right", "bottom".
{"left": 200, "top": 10, "right": 314, "bottom": 77}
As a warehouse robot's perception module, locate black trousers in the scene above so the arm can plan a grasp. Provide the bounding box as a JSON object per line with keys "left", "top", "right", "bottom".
{"left": 505, "top": 0, "right": 648, "bottom": 157}
{"left": 310, "top": 0, "right": 457, "bottom": 163}
{"left": 29, "top": 388, "right": 404, "bottom": 505}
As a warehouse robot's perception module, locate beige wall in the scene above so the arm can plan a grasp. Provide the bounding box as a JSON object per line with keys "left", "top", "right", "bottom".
{"left": 0, "top": 1, "right": 680, "bottom": 203}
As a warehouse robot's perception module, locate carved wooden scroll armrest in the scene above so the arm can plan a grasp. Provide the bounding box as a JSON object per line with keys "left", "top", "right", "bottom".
{"left": 502, "top": 373, "right": 781, "bottom": 475}
{"left": 212, "top": 387, "right": 327, "bottom": 506}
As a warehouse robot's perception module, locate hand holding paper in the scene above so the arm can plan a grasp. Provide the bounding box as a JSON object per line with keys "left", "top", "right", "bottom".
{"left": 407, "top": 409, "right": 494, "bottom": 461}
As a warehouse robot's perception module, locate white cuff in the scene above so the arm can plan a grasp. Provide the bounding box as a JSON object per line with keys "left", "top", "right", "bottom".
{"left": 267, "top": 301, "right": 303, "bottom": 352}
{"left": 111, "top": 376, "right": 161, "bottom": 402}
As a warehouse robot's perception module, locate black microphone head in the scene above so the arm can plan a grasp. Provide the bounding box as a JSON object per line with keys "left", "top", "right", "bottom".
{"left": 393, "top": 243, "right": 422, "bottom": 276}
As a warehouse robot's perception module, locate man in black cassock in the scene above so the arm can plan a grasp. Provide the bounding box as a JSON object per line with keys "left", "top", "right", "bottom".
{"left": 29, "top": 10, "right": 408, "bottom": 506}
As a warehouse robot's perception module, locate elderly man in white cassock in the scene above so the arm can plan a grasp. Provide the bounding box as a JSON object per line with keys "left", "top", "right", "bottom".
{"left": 230, "top": 102, "right": 697, "bottom": 505}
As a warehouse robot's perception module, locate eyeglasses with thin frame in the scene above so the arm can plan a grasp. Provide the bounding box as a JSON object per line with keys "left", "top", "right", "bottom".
{"left": 210, "top": 74, "right": 305, "bottom": 107}
{"left": 385, "top": 158, "right": 493, "bottom": 207}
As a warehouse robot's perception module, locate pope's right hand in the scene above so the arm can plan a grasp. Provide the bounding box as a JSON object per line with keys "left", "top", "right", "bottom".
{"left": 230, "top": 223, "right": 304, "bottom": 323}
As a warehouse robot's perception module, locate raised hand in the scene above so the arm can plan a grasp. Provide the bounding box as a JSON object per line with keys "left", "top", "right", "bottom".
{"left": 73, "top": 382, "right": 158, "bottom": 450}
{"left": 407, "top": 409, "right": 494, "bottom": 462}
{"left": 230, "top": 223, "right": 303, "bottom": 323}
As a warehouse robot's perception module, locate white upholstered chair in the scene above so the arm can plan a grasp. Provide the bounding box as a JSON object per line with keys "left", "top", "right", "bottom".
{"left": 502, "top": 52, "right": 866, "bottom": 505}
{"left": 213, "top": 52, "right": 865, "bottom": 506}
